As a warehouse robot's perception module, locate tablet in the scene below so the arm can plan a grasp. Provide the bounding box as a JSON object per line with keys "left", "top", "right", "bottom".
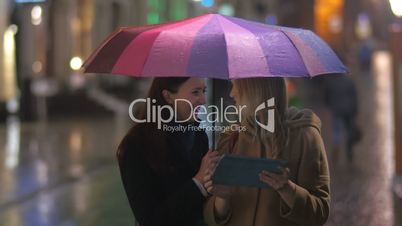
{"left": 212, "top": 154, "right": 288, "bottom": 188}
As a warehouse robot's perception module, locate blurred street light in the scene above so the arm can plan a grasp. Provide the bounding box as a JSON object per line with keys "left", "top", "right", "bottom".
{"left": 355, "top": 13, "right": 372, "bottom": 40}
{"left": 218, "top": 3, "right": 235, "bottom": 16}
{"left": 32, "top": 61, "right": 43, "bottom": 74}
{"left": 3, "top": 25, "right": 18, "bottom": 108}
{"left": 328, "top": 15, "right": 342, "bottom": 33}
{"left": 31, "top": 5, "right": 42, "bottom": 26}
{"left": 390, "top": 0, "right": 402, "bottom": 17}
{"left": 4, "top": 25, "right": 18, "bottom": 50}
{"left": 70, "top": 57, "right": 83, "bottom": 71}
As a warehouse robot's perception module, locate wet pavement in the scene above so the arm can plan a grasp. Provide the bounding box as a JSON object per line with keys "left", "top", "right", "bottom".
{"left": 0, "top": 51, "right": 398, "bottom": 226}
{"left": 302, "top": 51, "right": 395, "bottom": 226}
{"left": 0, "top": 116, "right": 134, "bottom": 226}
{"left": 326, "top": 52, "right": 394, "bottom": 226}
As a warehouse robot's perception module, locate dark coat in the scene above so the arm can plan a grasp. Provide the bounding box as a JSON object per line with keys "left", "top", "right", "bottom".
{"left": 118, "top": 123, "right": 209, "bottom": 226}
{"left": 325, "top": 76, "right": 358, "bottom": 117}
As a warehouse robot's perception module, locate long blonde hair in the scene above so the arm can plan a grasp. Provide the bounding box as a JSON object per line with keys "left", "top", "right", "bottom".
{"left": 233, "top": 77, "right": 288, "bottom": 158}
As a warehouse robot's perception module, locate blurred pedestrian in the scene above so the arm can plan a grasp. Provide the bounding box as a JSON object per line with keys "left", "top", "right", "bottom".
{"left": 117, "top": 77, "right": 219, "bottom": 226}
{"left": 325, "top": 76, "right": 361, "bottom": 161}
{"left": 357, "top": 38, "right": 375, "bottom": 73}
{"left": 204, "top": 77, "right": 330, "bottom": 226}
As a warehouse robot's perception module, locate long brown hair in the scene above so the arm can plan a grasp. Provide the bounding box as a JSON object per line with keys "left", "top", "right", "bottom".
{"left": 117, "top": 77, "right": 190, "bottom": 173}
{"left": 233, "top": 77, "right": 288, "bottom": 158}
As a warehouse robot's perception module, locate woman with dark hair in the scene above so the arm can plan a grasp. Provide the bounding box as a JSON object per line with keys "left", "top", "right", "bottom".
{"left": 204, "top": 77, "right": 330, "bottom": 226}
{"left": 118, "top": 77, "right": 219, "bottom": 226}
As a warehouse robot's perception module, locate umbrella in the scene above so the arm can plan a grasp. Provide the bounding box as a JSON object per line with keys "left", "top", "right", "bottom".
{"left": 83, "top": 13, "right": 347, "bottom": 79}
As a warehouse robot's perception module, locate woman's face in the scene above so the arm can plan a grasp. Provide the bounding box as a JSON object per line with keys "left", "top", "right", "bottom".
{"left": 229, "top": 81, "right": 240, "bottom": 105}
{"left": 167, "top": 78, "right": 206, "bottom": 122}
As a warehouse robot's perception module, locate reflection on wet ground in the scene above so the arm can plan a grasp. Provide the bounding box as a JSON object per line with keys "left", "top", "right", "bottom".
{"left": 0, "top": 116, "right": 134, "bottom": 226}
{"left": 320, "top": 52, "right": 394, "bottom": 226}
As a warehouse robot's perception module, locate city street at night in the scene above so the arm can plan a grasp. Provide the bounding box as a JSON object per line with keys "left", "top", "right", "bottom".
{"left": 1, "top": 0, "right": 402, "bottom": 226}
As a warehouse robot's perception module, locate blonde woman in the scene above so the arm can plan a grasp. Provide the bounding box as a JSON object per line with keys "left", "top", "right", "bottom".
{"left": 203, "top": 77, "right": 330, "bottom": 226}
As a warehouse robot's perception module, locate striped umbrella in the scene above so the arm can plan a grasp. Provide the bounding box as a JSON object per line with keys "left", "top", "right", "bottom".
{"left": 83, "top": 13, "right": 347, "bottom": 79}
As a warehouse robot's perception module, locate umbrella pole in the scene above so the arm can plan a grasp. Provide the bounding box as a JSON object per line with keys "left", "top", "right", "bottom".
{"left": 212, "top": 79, "right": 216, "bottom": 150}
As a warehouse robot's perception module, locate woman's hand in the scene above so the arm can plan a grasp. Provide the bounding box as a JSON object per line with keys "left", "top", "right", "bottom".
{"left": 260, "top": 167, "right": 297, "bottom": 208}
{"left": 204, "top": 174, "right": 233, "bottom": 199}
{"left": 259, "top": 167, "right": 291, "bottom": 191}
{"left": 204, "top": 172, "right": 233, "bottom": 221}
{"left": 194, "top": 149, "right": 221, "bottom": 185}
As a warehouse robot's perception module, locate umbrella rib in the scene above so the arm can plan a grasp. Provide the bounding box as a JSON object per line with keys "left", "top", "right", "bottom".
{"left": 277, "top": 30, "right": 312, "bottom": 78}
{"left": 216, "top": 17, "right": 230, "bottom": 79}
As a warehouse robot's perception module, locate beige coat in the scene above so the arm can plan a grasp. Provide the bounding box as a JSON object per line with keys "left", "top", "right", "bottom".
{"left": 204, "top": 107, "right": 330, "bottom": 226}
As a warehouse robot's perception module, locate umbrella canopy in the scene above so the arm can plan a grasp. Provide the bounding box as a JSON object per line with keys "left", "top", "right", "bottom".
{"left": 83, "top": 13, "right": 347, "bottom": 79}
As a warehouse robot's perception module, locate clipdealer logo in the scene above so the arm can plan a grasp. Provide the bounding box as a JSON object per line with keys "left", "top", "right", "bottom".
{"left": 128, "top": 97, "right": 275, "bottom": 132}
{"left": 254, "top": 97, "right": 275, "bottom": 133}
